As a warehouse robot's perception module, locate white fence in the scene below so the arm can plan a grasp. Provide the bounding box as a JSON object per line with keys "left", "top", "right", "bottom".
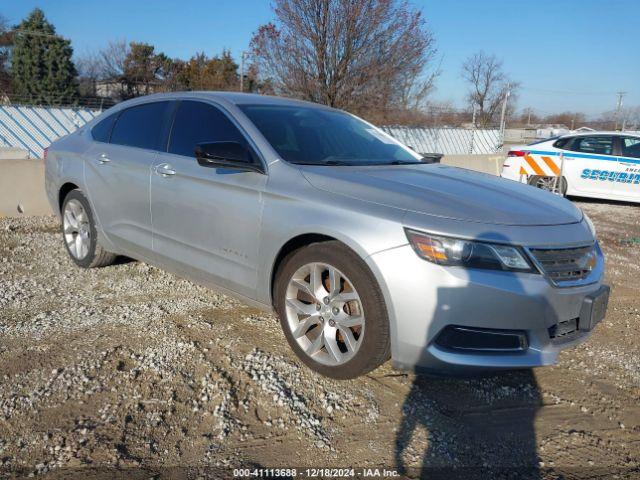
{"left": 0, "top": 104, "right": 503, "bottom": 159}
{"left": 0, "top": 105, "right": 100, "bottom": 158}
{"left": 380, "top": 126, "right": 503, "bottom": 155}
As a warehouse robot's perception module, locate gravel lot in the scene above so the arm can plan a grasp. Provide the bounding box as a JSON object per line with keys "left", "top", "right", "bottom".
{"left": 1, "top": 200, "right": 639, "bottom": 479}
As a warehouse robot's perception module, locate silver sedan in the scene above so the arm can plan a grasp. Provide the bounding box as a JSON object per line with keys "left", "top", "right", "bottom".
{"left": 45, "top": 92, "right": 609, "bottom": 379}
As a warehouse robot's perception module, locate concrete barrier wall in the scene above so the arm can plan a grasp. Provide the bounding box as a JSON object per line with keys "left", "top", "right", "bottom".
{"left": 0, "top": 159, "right": 53, "bottom": 217}
{"left": 441, "top": 154, "right": 505, "bottom": 176}
{"left": 0, "top": 154, "right": 506, "bottom": 217}
{"left": 0, "top": 147, "right": 29, "bottom": 160}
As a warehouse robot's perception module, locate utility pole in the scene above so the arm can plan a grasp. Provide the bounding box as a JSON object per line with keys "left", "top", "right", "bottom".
{"left": 239, "top": 51, "right": 250, "bottom": 92}
{"left": 471, "top": 105, "right": 477, "bottom": 127}
{"left": 527, "top": 108, "right": 532, "bottom": 126}
{"left": 614, "top": 91, "right": 626, "bottom": 130}
{"left": 499, "top": 83, "right": 511, "bottom": 138}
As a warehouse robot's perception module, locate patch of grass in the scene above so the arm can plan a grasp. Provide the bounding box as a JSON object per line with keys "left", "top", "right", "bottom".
{"left": 620, "top": 237, "right": 640, "bottom": 246}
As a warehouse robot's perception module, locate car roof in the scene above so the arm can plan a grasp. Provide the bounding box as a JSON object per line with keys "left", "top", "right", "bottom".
{"left": 111, "top": 91, "right": 335, "bottom": 111}
{"left": 559, "top": 131, "right": 640, "bottom": 139}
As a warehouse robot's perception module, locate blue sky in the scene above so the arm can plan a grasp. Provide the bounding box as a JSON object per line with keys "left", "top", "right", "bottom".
{"left": 3, "top": 0, "right": 638, "bottom": 117}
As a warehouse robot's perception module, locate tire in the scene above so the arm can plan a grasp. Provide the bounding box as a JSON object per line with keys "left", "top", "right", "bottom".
{"left": 528, "top": 175, "right": 568, "bottom": 196}
{"left": 274, "top": 241, "right": 390, "bottom": 379}
{"left": 61, "top": 189, "right": 117, "bottom": 268}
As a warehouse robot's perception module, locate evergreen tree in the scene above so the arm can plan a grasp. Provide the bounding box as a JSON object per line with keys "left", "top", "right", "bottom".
{"left": 0, "top": 15, "right": 13, "bottom": 95}
{"left": 11, "top": 8, "right": 79, "bottom": 105}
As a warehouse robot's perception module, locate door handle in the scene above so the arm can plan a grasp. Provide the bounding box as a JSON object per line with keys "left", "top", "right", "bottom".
{"left": 98, "top": 154, "right": 111, "bottom": 165}
{"left": 154, "top": 163, "right": 176, "bottom": 177}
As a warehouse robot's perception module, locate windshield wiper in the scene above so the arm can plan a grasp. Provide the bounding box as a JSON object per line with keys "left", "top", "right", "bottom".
{"left": 387, "top": 160, "right": 420, "bottom": 165}
{"left": 295, "top": 159, "right": 354, "bottom": 166}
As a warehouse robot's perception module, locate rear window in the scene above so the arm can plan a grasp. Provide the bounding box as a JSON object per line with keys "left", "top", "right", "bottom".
{"left": 110, "top": 102, "right": 173, "bottom": 151}
{"left": 91, "top": 114, "right": 117, "bottom": 143}
{"left": 569, "top": 136, "right": 614, "bottom": 156}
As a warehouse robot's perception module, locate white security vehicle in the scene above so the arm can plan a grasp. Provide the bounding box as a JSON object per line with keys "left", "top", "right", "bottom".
{"left": 501, "top": 132, "right": 640, "bottom": 203}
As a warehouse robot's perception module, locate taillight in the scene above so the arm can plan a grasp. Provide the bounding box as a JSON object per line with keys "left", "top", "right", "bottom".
{"left": 507, "top": 150, "right": 526, "bottom": 157}
{"left": 43, "top": 147, "right": 49, "bottom": 160}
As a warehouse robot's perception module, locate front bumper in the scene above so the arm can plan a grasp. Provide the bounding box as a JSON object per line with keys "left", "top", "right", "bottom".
{"left": 367, "top": 244, "right": 606, "bottom": 374}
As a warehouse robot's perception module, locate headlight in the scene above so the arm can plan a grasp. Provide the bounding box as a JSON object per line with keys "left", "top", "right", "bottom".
{"left": 405, "top": 229, "right": 536, "bottom": 272}
{"left": 583, "top": 212, "right": 596, "bottom": 237}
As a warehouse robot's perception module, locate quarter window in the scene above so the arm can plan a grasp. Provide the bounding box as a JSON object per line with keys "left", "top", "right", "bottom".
{"left": 569, "top": 136, "right": 614, "bottom": 156}
{"left": 621, "top": 137, "right": 640, "bottom": 159}
{"left": 552, "top": 137, "right": 571, "bottom": 149}
{"left": 110, "top": 101, "right": 173, "bottom": 150}
{"left": 168, "top": 101, "right": 247, "bottom": 158}
{"left": 91, "top": 113, "right": 117, "bottom": 143}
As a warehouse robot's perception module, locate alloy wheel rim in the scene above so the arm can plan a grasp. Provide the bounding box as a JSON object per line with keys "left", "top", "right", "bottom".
{"left": 285, "top": 262, "right": 365, "bottom": 366}
{"left": 63, "top": 199, "right": 91, "bottom": 260}
{"left": 535, "top": 177, "right": 562, "bottom": 194}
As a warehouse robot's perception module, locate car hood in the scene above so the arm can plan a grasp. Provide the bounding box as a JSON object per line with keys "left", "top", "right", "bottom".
{"left": 299, "top": 163, "right": 583, "bottom": 226}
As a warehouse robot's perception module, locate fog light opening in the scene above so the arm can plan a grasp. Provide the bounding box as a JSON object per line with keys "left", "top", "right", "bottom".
{"left": 435, "top": 326, "right": 528, "bottom": 353}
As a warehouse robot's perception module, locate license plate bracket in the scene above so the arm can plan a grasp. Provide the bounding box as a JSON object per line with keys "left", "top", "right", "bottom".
{"left": 578, "top": 285, "right": 610, "bottom": 331}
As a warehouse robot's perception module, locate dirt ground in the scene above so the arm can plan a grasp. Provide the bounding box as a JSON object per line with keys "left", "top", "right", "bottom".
{"left": 1, "top": 200, "right": 639, "bottom": 479}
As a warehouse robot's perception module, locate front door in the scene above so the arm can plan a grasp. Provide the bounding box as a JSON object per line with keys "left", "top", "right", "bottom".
{"left": 614, "top": 136, "right": 640, "bottom": 201}
{"left": 84, "top": 101, "right": 174, "bottom": 258}
{"left": 150, "top": 100, "right": 267, "bottom": 298}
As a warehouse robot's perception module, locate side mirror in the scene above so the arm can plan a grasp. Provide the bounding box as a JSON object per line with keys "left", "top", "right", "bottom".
{"left": 194, "top": 142, "right": 264, "bottom": 173}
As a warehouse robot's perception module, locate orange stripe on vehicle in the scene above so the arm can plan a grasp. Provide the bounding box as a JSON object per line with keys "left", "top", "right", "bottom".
{"left": 519, "top": 166, "right": 527, "bottom": 175}
{"left": 541, "top": 156, "right": 560, "bottom": 176}
{"left": 524, "top": 155, "right": 545, "bottom": 175}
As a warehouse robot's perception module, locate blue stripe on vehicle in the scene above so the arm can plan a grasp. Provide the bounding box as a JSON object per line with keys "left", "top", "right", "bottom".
{"left": 527, "top": 149, "right": 640, "bottom": 165}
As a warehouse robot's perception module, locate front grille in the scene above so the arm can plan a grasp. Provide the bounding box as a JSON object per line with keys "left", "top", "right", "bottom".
{"left": 529, "top": 245, "right": 597, "bottom": 284}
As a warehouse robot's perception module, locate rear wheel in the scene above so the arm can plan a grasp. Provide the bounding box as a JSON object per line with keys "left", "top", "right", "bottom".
{"left": 528, "top": 175, "right": 567, "bottom": 196}
{"left": 61, "top": 190, "right": 117, "bottom": 268}
{"left": 274, "top": 241, "right": 390, "bottom": 379}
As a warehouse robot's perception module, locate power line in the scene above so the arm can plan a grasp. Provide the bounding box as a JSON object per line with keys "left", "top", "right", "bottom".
{"left": 9, "top": 28, "right": 68, "bottom": 40}
{"left": 520, "top": 86, "right": 617, "bottom": 96}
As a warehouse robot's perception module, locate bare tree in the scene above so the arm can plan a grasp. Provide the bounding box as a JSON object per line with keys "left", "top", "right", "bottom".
{"left": 250, "top": 0, "right": 438, "bottom": 122}
{"left": 543, "top": 111, "right": 586, "bottom": 129}
{"left": 76, "top": 40, "right": 130, "bottom": 100}
{"left": 462, "top": 51, "right": 518, "bottom": 127}
{"left": 598, "top": 106, "right": 640, "bottom": 131}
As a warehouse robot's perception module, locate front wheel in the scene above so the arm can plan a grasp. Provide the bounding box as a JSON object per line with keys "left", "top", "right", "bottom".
{"left": 274, "top": 241, "right": 390, "bottom": 379}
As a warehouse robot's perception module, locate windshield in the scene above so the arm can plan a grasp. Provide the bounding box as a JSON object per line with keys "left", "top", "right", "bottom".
{"left": 239, "top": 104, "right": 421, "bottom": 165}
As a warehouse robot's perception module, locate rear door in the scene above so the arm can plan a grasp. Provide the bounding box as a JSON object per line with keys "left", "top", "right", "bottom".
{"left": 150, "top": 100, "right": 267, "bottom": 298}
{"left": 84, "top": 101, "right": 174, "bottom": 258}
{"left": 614, "top": 136, "right": 640, "bottom": 200}
{"left": 563, "top": 135, "right": 617, "bottom": 196}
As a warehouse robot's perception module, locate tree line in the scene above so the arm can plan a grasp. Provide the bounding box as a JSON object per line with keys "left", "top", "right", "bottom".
{"left": 0, "top": 2, "right": 634, "bottom": 130}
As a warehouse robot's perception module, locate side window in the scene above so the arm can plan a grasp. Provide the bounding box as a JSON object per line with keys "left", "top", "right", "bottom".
{"left": 621, "top": 137, "right": 640, "bottom": 159}
{"left": 91, "top": 113, "right": 117, "bottom": 143}
{"left": 110, "top": 101, "right": 173, "bottom": 150}
{"left": 570, "top": 136, "right": 614, "bottom": 156}
{"left": 552, "top": 137, "right": 571, "bottom": 149}
{"left": 168, "top": 101, "right": 247, "bottom": 158}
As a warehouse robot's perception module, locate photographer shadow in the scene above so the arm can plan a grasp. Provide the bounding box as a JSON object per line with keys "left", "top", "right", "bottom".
{"left": 395, "top": 233, "right": 548, "bottom": 479}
